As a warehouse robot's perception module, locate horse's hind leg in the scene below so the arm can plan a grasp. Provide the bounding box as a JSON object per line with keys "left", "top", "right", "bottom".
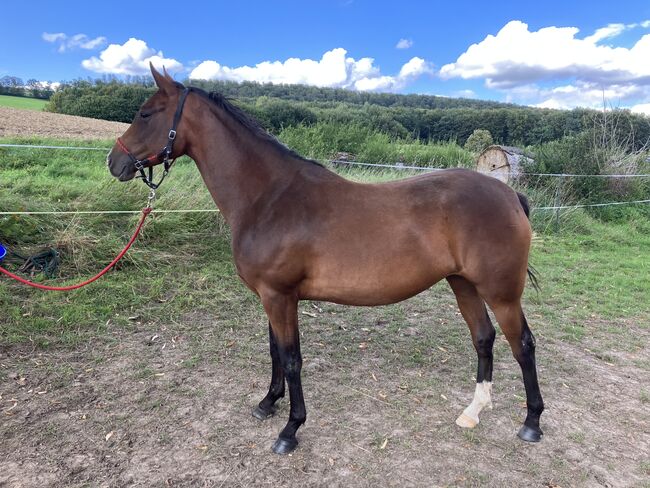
{"left": 252, "top": 322, "right": 286, "bottom": 420}
{"left": 447, "top": 276, "right": 496, "bottom": 428}
{"left": 488, "top": 299, "right": 544, "bottom": 442}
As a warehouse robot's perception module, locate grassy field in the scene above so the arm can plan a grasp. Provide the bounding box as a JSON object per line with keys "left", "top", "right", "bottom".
{"left": 0, "top": 94, "right": 48, "bottom": 111}
{"left": 1, "top": 138, "right": 649, "bottom": 486}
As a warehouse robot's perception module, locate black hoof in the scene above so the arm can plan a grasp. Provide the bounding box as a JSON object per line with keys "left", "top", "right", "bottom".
{"left": 252, "top": 405, "right": 275, "bottom": 421}
{"left": 517, "top": 424, "right": 543, "bottom": 442}
{"left": 272, "top": 437, "right": 298, "bottom": 455}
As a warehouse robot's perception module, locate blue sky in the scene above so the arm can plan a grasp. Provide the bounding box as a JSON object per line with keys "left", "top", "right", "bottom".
{"left": 2, "top": 0, "right": 650, "bottom": 112}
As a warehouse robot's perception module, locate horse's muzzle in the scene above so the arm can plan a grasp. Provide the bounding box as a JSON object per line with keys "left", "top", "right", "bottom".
{"left": 106, "top": 150, "right": 136, "bottom": 181}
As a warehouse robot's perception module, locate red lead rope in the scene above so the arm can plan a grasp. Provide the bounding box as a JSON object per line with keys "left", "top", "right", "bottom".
{"left": 0, "top": 207, "right": 152, "bottom": 291}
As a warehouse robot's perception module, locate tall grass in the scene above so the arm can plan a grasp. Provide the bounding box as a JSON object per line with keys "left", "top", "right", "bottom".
{"left": 523, "top": 114, "right": 650, "bottom": 221}
{"left": 278, "top": 122, "right": 474, "bottom": 168}
{"left": 0, "top": 138, "right": 215, "bottom": 274}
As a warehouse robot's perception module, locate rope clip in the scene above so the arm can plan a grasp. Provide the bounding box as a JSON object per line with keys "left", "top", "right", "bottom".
{"left": 147, "top": 188, "right": 157, "bottom": 208}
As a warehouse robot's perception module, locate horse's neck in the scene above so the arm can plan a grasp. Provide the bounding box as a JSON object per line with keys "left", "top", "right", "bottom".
{"left": 186, "top": 104, "right": 306, "bottom": 226}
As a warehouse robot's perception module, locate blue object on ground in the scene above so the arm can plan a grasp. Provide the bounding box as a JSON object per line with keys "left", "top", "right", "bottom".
{"left": 0, "top": 243, "right": 6, "bottom": 262}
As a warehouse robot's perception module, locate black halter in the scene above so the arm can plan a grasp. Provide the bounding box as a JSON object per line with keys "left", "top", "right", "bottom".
{"left": 116, "top": 87, "right": 191, "bottom": 190}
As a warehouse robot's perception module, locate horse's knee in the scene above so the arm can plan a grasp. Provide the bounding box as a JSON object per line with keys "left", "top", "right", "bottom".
{"left": 474, "top": 325, "right": 496, "bottom": 355}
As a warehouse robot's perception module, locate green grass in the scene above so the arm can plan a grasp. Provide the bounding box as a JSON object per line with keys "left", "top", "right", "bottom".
{"left": 530, "top": 219, "right": 650, "bottom": 319}
{"left": 278, "top": 122, "right": 474, "bottom": 168}
{"left": 0, "top": 95, "right": 48, "bottom": 111}
{"left": 1, "top": 137, "right": 648, "bottom": 347}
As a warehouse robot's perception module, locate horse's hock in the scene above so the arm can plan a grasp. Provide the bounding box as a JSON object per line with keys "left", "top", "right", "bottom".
{"left": 476, "top": 145, "right": 533, "bottom": 184}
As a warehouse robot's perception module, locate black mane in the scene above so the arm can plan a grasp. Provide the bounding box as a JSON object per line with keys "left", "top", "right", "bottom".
{"left": 187, "top": 86, "right": 323, "bottom": 167}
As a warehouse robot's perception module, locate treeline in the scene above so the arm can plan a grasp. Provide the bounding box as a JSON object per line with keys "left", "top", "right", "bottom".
{"left": 46, "top": 78, "right": 650, "bottom": 149}
{"left": 0, "top": 76, "right": 55, "bottom": 99}
{"left": 188, "top": 79, "right": 650, "bottom": 148}
{"left": 46, "top": 80, "right": 155, "bottom": 122}
{"left": 187, "top": 79, "right": 512, "bottom": 110}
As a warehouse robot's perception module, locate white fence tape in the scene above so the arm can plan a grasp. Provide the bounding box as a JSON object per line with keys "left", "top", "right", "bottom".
{"left": 0, "top": 144, "right": 109, "bottom": 151}
{"left": 0, "top": 209, "right": 219, "bottom": 216}
{"left": 2, "top": 144, "right": 650, "bottom": 178}
{"left": 534, "top": 199, "right": 650, "bottom": 211}
{"left": 332, "top": 160, "right": 650, "bottom": 178}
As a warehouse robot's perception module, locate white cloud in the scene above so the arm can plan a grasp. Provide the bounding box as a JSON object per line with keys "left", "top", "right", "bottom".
{"left": 533, "top": 84, "right": 632, "bottom": 109}
{"left": 398, "top": 57, "right": 430, "bottom": 78}
{"left": 42, "top": 32, "right": 106, "bottom": 52}
{"left": 190, "top": 48, "right": 433, "bottom": 92}
{"left": 33, "top": 80, "right": 61, "bottom": 91}
{"left": 504, "top": 81, "right": 649, "bottom": 110}
{"left": 631, "top": 102, "right": 650, "bottom": 115}
{"left": 452, "top": 89, "right": 476, "bottom": 99}
{"left": 642, "top": 20, "right": 650, "bottom": 28}
{"left": 81, "top": 38, "right": 183, "bottom": 75}
{"left": 78, "top": 35, "right": 107, "bottom": 50}
{"left": 42, "top": 32, "right": 66, "bottom": 43}
{"left": 440, "top": 20, "right": 650, "bottom": 91}
{"left": 583, "top": 23, "right": 627, "bottom": 43}
{"left": 396, "top": 38, "right": 413, "bottom": 49}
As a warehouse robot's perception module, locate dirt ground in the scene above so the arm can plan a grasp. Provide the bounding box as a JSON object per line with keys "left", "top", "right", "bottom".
{"left": 0, "top": 106, "right": 129, "bottom": 139}
{"left": 1, "top": 288, "right": 649, "bottom": 488}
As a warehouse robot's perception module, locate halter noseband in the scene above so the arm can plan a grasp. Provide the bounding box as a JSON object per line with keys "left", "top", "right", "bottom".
{"left": 116, "top": 87, "right": 191, "bottom": 190}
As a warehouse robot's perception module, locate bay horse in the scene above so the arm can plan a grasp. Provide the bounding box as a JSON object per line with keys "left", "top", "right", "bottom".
{"left": 107, "top": 65, "right": 544, "bottom": 454}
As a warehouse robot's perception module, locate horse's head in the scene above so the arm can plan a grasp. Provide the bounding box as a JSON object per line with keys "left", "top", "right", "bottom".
{"left": 107, "top": 63, "right": 188, "bottom": 182}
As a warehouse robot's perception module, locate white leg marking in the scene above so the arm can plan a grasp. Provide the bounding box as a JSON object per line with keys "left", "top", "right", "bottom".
{"left": 455, "top": 381, "right": 493, "bottom": 428}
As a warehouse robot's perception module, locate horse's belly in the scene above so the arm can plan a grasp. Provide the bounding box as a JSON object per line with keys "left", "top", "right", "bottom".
{"left": 298, "top": 253, "right": 450, "bottom": 306}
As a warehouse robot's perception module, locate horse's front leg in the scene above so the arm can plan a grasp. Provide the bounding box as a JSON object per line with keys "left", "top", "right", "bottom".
{"left": 260, "top": 290, "right": 306, "bottom": 454}
{"left": 252, "top": 322, "right": 286, "bottom": 419}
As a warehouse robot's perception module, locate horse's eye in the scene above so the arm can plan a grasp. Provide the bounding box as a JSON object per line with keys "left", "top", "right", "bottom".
{"left": 140, "top": 111, "right": 152, "bottom": 119}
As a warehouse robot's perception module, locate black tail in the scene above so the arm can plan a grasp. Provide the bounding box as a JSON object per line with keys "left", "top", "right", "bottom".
{"left": 526, "top": 264, "right": 541, "bottom": 293}
{"left": 516, "top": 191, "right": 530, "bottom": 218}
{"left": 517, "top": 192, "right": 541, "bottom": 293}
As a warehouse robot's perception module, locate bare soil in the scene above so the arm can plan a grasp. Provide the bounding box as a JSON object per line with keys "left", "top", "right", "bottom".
{"left": 1, "top": 290, "right": 649, "bottom": 488}
{"left": 0, "top": 107, "right": 129, "bottom": 140}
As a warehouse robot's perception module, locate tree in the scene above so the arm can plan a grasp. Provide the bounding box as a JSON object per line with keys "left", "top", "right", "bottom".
{"left": 26, "top": 79, "right": 41, "bottom": 98}
{"left": 464, "top": 129, "right": 494, "bottom": 154}
{"left": 0, "top": 76, "right": 24, "bottom": 96}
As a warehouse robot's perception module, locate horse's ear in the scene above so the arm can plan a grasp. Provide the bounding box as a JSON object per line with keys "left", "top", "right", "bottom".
{"left": 150, "top": 62, "right": 173, "bottom": 94}
{"left": 162, "top": 66, "right": 174, "bottom": 82}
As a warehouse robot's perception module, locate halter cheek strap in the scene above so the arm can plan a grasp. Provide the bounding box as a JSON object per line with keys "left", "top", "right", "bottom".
{"left": 116, "top": 87, "right": 191, "bottom": 190}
